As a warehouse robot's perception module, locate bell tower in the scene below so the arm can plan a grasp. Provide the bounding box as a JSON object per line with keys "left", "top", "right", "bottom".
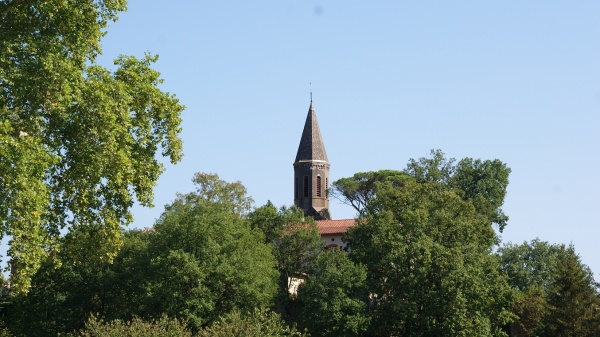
{"left": 293, "top": 99, "right": 331, "bottom": 220}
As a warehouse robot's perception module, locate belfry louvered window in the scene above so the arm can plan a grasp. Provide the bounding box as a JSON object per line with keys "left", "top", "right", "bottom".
{"left": 316, "top": 176, "right": 322, "bottom": 197}
{"left": 303, "top": 176, "right": 309, "bottom": 197}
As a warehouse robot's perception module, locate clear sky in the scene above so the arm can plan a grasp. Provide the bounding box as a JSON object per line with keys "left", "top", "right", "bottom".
{"left": 96, "top": 1, "right": 599, "bottom": 276}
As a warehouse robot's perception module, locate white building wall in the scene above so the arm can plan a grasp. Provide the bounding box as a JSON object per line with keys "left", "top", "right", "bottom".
{"left": 321, "top": 234, "right": 346, "bottom": 249}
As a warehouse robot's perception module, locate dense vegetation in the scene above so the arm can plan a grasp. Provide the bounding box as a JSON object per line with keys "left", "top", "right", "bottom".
{"left": 1, "top": 1, "right": 598, "bottom": 335}
{"left": 0, "top": 154, "right": 598, "bottom": 336}
{"left": 0, "top": 0, "right": 183, "bottom": 293}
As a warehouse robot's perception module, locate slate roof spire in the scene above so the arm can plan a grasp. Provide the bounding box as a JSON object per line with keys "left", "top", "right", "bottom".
{"left": 293, "top": 100, "right": 331, "bottom": 220}
{"left": 294, "top": 100, "right": 329, "bottom": 163}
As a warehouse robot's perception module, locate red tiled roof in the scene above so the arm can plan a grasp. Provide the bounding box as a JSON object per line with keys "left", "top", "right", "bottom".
{"left": 317, "top": 219, "right": 356, "bottom": 235}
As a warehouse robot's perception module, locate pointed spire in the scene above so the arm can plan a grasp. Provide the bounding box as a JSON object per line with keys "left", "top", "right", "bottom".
{"left": 295, "top": 101, "right": 329, "bottom": 163}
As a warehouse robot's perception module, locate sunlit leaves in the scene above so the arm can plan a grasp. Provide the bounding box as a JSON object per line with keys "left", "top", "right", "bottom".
{"left": 0, "top": 1, "right": 183, "bottom": 292}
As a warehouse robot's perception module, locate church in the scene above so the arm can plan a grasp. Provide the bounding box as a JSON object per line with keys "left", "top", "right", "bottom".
{"left": 293, "top": 100, "right": 355, "bottom": 249}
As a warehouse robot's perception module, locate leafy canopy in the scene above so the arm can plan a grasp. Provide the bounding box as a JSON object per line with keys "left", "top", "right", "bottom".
{"left": 299, "top": 249, "right": 370, "bottom": 337}
{"left": 332, "top": 151, "right": 514, "bottom": 336}
{"left": 7, "top": 173, "right": 278, "bottom": 335}
{"left": 498, "top": 240, "right": 600, "bottom": 337}
{"left": 0, "top": 0, "right": 183, "bottom": 292}
{"left": 332, "top": 150, "right": 511, "bottom": 231}
{"left": 344, "top": 177, "right": 513, "bottom": 337}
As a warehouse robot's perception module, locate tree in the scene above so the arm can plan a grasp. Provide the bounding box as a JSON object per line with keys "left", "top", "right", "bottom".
{"left": 331, "top": 151, "right": 511, "bottom": 232}
{"left": 6, "top": 174, "right": 279, "bottom": 335}
{"left": 543, "top": 245, "right": 600, "bottom": 337}
{"left": 498, "top": 240, "right": 600, "bottom": 337}
{"left": 248, "top": 202, "right": 322, "bottom": 313}
{"left": 299, "top": 249, "right": 370, "bottom": 337}
{"left": 510, "top": 287, "right": 548, "bottom": 337}
{"left": 140, "top": 173, "right": 277, "bottom": 329}
{"left": 197, "top": 308, "right": 308, "bottom": 337}
{"left": 6, "top": 250, "right": 110, "bottom": 336}
{"left": 451, "top": 157, "right": 511, "bottom": 231}
{"left": 329, "top": 170, "right": 409, "bottom": 215}
{"left": 404, "top": 149, "right": 511, "bottom": 231}
{"left": 6, "top": 229, "right": 159, "bottom": 337}
{"left": 404, "top": 149, "right": 456, "bottom": 185}
{"left": 497, "top": 239, "right": 562, "bottom": 293}
{"left": 0, "top": 0, "right": 184, "bottom": 292}
{"left": 341, "top": 170, "right": 513, "bottom": 336}
{"left": 78, "top": 315, "right": 192, "bottom": 337}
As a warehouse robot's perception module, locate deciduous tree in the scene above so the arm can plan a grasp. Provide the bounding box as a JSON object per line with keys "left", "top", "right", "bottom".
{"left": 329, "top": 170, "right": 409, "bottom": 215}
{"left": 197, "top": 308, "right": 308, "bottom": 337}
{"left": 299, "top": 249, "right": 370, "bottom": 337}
{"left": 404, "top": 149, "right": 511, "bottom": 231}
{"left": 248, "top": 203, "right": 322, "bottom": 306}
{"left": 0, "top": 0, "right": 184, "bottom": 292}
{"left": 7, "top": 174, "right": 278, "bottom": 335}
{"left": 345, "top": 177, "right": 513, "bottom": 336}
{"left": 498, "top": 240, "right": 600, "bottom": 337}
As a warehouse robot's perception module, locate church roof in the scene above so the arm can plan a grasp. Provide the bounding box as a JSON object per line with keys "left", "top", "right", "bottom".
{"left": 294, "top": 101, "right": 329, "bottom": 163}
{"left": 317, "top": 219, "right": 356, "bottom": 234}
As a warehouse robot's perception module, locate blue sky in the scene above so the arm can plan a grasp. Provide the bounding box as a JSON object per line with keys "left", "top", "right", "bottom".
{"left": 96, "top": 1, "right": 599, "bottom": 276}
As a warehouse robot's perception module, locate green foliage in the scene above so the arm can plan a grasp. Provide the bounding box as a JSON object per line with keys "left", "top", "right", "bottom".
{"left": 6, "top": 173, "right": 278, "bottom": 335}
{"left": 6, "top": 249, "right": 120, "bottom": 337}
{"left": 404, "top": 149, "right": 456, "bottom": 185}
{"left": 498, "top": 239, "right": 562, "bottom": 293}
{"left": 331, "top": 151, "right": 511, "bottom": 231}
{"left": 404, "top": 149, "right": 511, "bottom": 231}
{"left": 0, "top": 0, "right": 184, "bottom": 293}
{"left": 187, "top": 172, "right": 253, "bottom": 215}
{"left": 451, "top": 157, "right": 511, "bottom": 231}
{"left": 510, "top": 287, "right": 548, "bottom": 337}
{"left": 328, "top": 152, "right": 514, "bottom": 336}
{"left": 248, "top": 201, "right": 305, "bottom": 244}
{"left": 543, "top": 245, "right": 600, "bottom": 337}
{"left": 299, "top": 249, "right": 370, "bottom": 337}
{"left": 329, "top": 170, "right": 409, "bottom": 215}
{"left": 248, "top": 203, "right": 322, "bottom": 297}
{"left": 77, "top": 315, "right": 192, "bottom": 337}
{"left": 498, "top": 240, "right": 600, "bottom": 337}
{"left": 342, "top": 168, "right": 513, "bottom": 336}
{"left": 197, "top": 308, "right": 308, "bottom": 337}
{"left": 144, "top": 173, "right": 276, "bottom": 328}
{"left": 276, "top": 221, "right": 322, "bottom": 294}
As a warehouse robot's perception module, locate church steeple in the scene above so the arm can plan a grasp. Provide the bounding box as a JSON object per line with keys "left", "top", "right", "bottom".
{"left": 294, "top": 100, "right": 331, "bottom": 220}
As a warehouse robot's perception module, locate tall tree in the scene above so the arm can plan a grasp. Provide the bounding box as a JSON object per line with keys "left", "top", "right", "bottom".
{"left": 543, "top": 245, "right": 600, "bottom": 337}
{"left": 451, "top": 157, "right": 511, "bottom": 231}
{"left": 143, "top": 173, "right": 277, "bottom": 329}
{"left": 404, "top": 149, "right": 456, "bottom": 185}
{"left": 404, "top": 149, "right": 511, "bottom": 231}
{"left": 331, "top": 151, "right": 511, "bottom": 231}
{"left": 332, "top": 152, "right": 514, "bottom": 336}
{"left": 7, "top": 173, "right": 279, "bottom": 335}
{"left": 0, "top": 0, "right": 184, "bottom": 292}
{"left": 299, "top": 249, "right": 370, "bottom": 337}
{"left": 497, "top": 239, "right": 562, "bottom": 293}
{"left": 248, "top": 203, "right": 322, "bottom": 305}
{"left": 498, "top": 240, "right": 600, "bottom": 337}
{"left": 329, "top": 170, "right": 409, "bottom": 215}
{"left": 345, "top": 177, "right": 513, "bottom": 337}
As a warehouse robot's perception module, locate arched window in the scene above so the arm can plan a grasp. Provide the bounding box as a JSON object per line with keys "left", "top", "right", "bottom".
{"left": 316, "top": 176, "right": 322, "bottom": 197}
{"left": 303, "top": 176, "right": 309, "bottom": 197}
